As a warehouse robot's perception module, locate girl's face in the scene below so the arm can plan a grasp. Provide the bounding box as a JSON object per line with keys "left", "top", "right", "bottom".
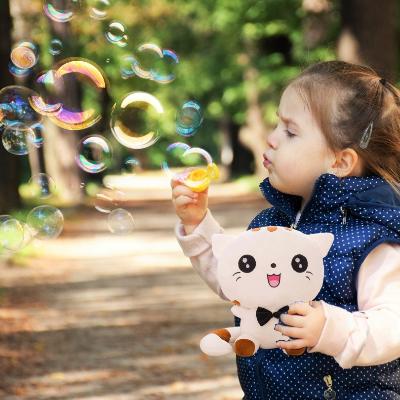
{"left": 264, "top": 85, "right": 336, "bottom": 202}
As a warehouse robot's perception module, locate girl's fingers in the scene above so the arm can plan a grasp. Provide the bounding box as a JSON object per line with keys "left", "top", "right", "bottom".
{"left": 172, "top": 185, "right": 198, "bottom": 199}
{"left": 276, "top": 339, "right": 307, "bottom": 350}
{"left": 288, "top": 302, "right": 311, "bottom": 316}
{"left": 174, "top": 195, "right": 197, "bottom": 207}
{"left": 274, "top": 325, "right": 303, "bottom": 339}
{"left": 279, "top": 314, "right": 304, "bottom": 328}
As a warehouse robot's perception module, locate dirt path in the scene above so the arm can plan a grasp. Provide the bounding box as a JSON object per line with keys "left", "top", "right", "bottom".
{"left": 0, "top": 197, "right": 266, "bottom": 400}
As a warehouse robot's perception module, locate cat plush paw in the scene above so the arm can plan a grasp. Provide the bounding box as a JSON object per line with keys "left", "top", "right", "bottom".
{"left": 200, "top": 333, "right": 233, "bottom": 356}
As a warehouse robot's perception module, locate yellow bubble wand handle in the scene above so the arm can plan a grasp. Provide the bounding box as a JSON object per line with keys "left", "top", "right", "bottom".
{"left": 183, "top": 163, "right": 220, "bottom": 193}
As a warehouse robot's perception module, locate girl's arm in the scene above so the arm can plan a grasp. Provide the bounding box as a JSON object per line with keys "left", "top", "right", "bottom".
{"left": 175, "top": 209, "right": 228, "bottom": 300}
{"left": 308, "top": 242, "right": 400, "bottom": 369}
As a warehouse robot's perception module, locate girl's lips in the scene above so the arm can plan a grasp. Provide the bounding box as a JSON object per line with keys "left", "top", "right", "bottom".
{"left": 263, "top": 155, "right": 272, "bottom": 168}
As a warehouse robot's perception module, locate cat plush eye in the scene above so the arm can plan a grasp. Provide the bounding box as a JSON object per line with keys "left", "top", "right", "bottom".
{"left": 238, "top": 254, "right": 256, "bottom": 273}
{"left": 291, "top": 254, "right": 308, "bottom": 273}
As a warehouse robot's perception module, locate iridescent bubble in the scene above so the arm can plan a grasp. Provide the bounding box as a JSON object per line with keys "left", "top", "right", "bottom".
{"left": 120, "top": 55, "right": 136, "bottom": 80}
{"left": 49, "top": 38, "right": 63, "bottom": 56}
{"left": 176, "top": 100, "right": 203, "bottom": 137}
{"left": 122, "top": 156, "right": 141, "bottom": 174}
{"left": 151, "top": 49, "right": 179, "bottom": 84}
{"left": 105, "top": 21, "right": 128, "bottom": 47}
{"left": 76, "top": 135, "right": 112, "bottom": 173}
{"left": 110, "top": 92, "right": 164, "bottom": 149}
{"left": 89, "top": 0, "right": 110, "bottom": 19}
{"left": 10, "top": 41, "right": 38, "bottom": 70}
{"left": 43, "top": 0, "right": 81, "bottom": 23}
{"left": 27, "top": 205, "right": 64, "bottom": 240}
{"left": 2, "top": 122, "right": 36, "bottom": 156}
{"left": 28, "top": 173, "right": 56, "bottom": 199}
{"left": 0, "top": 86, "right": 42, "bottom": 128}
{"left": 94, "top": 187, "right": 126, "bottom": 213}
{"left": 162, "top": 143, "right": 218, "bottom": 192}
{"left": 133, "top": 44, "right": 163, "bottom": 80}
{"left": 107, "top": 208, "right": 134, "bottom": 235}
{"left": 47, "top": 59, "right": 107, "bottom": 130}
{"left": 0, "top": 217, "right": 24, "bottom": 251}
{"left": 8, "top": 61, "right": 31, "bottom": 78}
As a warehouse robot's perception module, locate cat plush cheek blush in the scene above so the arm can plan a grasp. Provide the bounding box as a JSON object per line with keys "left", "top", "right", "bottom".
{"left": 199, "top": 226, "right": 334, "bottom": 358}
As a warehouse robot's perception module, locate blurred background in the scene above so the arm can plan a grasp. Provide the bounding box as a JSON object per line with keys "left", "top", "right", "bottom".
{"left": 0, "top": 0, "right": 398, "bottom": 399}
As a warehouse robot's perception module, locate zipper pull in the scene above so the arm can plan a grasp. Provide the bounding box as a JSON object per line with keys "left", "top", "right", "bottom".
{"left": 323, "top": 375, "right": 336, "bottom": 399}
{"left": 340, "top": 206, "right": 347, "bottom": 225}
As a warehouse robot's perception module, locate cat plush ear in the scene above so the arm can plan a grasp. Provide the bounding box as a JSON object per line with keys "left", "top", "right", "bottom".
{"left": 212, "top": 234, "right": 236, "bottom": 259}
{"left": 308, "top": 232, "right": 335, "bottom": 257}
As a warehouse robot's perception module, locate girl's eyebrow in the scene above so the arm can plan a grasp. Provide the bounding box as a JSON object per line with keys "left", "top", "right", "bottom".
{"left": 276, "top": 109, "right": 300, "bottom": 129}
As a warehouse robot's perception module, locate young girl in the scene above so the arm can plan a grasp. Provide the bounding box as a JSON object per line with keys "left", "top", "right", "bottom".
{"left": 171, "top": 61, "right": 400, "bottom": 399}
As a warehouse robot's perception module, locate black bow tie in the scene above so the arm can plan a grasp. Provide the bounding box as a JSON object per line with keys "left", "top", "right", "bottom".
{"left": 256, "top": 305, "right": 289, "bottom": 326}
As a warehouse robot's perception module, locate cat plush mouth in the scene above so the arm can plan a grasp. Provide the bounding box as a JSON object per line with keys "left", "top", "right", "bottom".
{"left": 267, "top": 273, "right": 281, "bottom": 288}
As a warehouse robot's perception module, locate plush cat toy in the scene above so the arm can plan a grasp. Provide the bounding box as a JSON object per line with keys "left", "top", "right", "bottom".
{"left": 200, "top": 226, "right": 334, "bottom": 357}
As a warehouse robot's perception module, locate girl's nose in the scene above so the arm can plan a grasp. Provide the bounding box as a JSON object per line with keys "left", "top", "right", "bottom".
{"left": 266, "top": 129, "right": 278, "bottom": 149}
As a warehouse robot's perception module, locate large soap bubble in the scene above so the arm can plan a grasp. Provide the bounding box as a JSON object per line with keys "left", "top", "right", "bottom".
{"left": 27, "top": 205, "right": 64, "bottom": 240}
{"left": 0, "top": 86, "right": 42, "bottom": 128}
{"left": 110, "top": 92, "right": 164, "bottom": 149}
{"left": 10, "top": 41, "right": 39, "bottom": 70}
{"left": 2, "top": 122, "right": 36, "bottom": 156}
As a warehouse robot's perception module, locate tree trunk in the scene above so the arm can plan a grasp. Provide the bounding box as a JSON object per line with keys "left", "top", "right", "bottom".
{"left": 0, "top": 0, "right": 21, "bottom": 213}
{"left": 337, "top": 0, "right": 397, "bottom": 81}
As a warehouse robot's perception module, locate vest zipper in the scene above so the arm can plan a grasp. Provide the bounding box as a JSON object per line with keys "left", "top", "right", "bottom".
{"left": 323, "top": 374, "right": 336, "bottom": 399}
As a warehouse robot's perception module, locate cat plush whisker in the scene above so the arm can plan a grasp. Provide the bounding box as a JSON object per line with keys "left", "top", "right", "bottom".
{"left": 306, "top": 276, "right": 311, "bottom": 280}
{"left": 236, "top": 276, "right": 242, "bottom": 281}
{"left": 233, "top": 271, "right": 241, "bottom": 276}
{"left": 306, "top": 271, "right": 314, "bottom": 275}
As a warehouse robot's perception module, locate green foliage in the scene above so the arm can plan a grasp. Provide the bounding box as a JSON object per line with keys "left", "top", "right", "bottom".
{"left": 30, "top": 0, "right": 339, "bottom": 169}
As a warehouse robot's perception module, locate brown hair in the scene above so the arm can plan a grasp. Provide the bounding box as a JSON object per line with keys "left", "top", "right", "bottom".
{"left": 289, "top": 60, "right": 400, "bottom": 195}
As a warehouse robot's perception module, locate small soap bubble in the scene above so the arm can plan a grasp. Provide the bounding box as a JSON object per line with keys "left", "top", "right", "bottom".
{"left": 27, "top": 205, "right": 64, "bottom": 240}
{"left": 89, "top": 0, "right": 110, "bottom": 19}
{"left": 105, "top": 21, "right": 128, "bottom": 47}
{"left": 133, "top": 44, "right": 163, "bottom": 80}
{"left": 28, "top": 173, "right": 56, "bottom": 199}
{"left": 43, "top": 0, "right": 81, "bottom": 23}
{"left": 151, "top": 49, "right": 179, "bottom": 84}
{"left": 76, "top": 135, "right": 113, "bottom": 173}
{"left": 49, "top": 39, "right": 63, "bottom": 56}
{"left": 0, "top": 86, "right": 42, "bottom": 128}
{"left": 122, "top": 156, "right": 141, "bottom": 174}
{"left": 107, "top": 208, "right": 134, "bottom": 235}
{"left": 110, "top": 91, "right": 164, "bottom": 149}
{"left": 10, "top": 41, "right": 38, "bottom": 70}
{"left": 0, "top": 217, "right": 24, "bottom": 251}
{"left": 176, "top": 100, "right": 203, "bottom": 137}
{"left": 2, "top": 122, "right": 36, "bottom": 156}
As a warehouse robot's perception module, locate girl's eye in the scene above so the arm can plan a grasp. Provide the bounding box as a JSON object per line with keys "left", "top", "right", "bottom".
{"left": 285, "top": 129, "right": 296, "bottom": 138}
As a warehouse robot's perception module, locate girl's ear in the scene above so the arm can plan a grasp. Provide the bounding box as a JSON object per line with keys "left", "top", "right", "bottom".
{"left": 308, "top": 233, "right": 334, "bottom": 257}
{"left": 212, "top": 234, "right": 236, "bottom": 259}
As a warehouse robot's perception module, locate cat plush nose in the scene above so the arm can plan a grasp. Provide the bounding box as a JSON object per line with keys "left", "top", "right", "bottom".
{"left": 271, "top": 263, "right": 277, "bottom": 268}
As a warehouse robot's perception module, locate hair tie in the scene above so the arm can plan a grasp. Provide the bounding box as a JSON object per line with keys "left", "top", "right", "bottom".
{"left": 379, "top": 77, "right": 386, "bottom": 86}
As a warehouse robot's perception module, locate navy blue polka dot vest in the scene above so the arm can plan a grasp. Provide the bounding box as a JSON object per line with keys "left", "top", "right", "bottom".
{"left": 237, "top": 173, "right": 400, "bottom": 400}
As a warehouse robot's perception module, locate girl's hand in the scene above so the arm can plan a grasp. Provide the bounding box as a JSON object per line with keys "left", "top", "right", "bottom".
{"left": 171, "top": 178, "right": 208, "bottom": 233}
{"left": 274, "top": 300, "right": 326, "bottom": 350}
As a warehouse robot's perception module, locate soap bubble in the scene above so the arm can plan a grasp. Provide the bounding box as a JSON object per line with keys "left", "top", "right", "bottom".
{"left": 110, "top": 91, "right": 164, "bottom": 149}
{"left": 0, "top": 86, "right": 42, "bottom": 128}
{"left": 105, "top": 21, "right": 128, "bottom": 47}
{"left": 176, "top": 100, "right": 203, "bottom": 137}
{"left": 8, "top": 62, "right": 32, "bottom": 78}
{"left": 76, "top": 135, "right": 113, "bottom": 173}
{"left": 0, "top": 217, "right": 25, "bottom": 251}
{"left": 10, "top": 41, "right": 38, "bottom": 70}
{"left": 108, "top": 208, "right": 134, "bottom": 235}
{"left": 28, "top": 173, "right": 56, "bottom": 199}
{"left": 49, "top": 39, "right": 63, "bottom": 56}
{"left": 27, "top": 205, "right": 64, "bottom": 240}
{"left": 89, "top": 0, "right": 110, "bottom": 19}
{"left": 43, "top": 59, "right": 107, "bottom": 130}
{"left": 133, "top": 44, "right": 163, "bottom": 80}
{"left": 152, "top": 49, "right": 179, "bottom": 84}
{"left": 2, "top": 122, "right": 36, "bottom": 155}
{"left": 120, "top": 55, "right": 136, "bottom": 79}
{"left": 162, "top": 143, "right": 218, "bottom": 192}
{"left": 43, "top": 0, "right": 82, "bottom": 23}
{"left": 122, "top": 156, "right": 141, "bottom": 174}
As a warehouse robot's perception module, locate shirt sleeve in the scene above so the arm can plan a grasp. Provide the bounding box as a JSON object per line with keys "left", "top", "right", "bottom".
{"left": 307, "top": 242, "right": 400, "bottom": 369}
{"left": 175, "top": 209, "right": 228, "bottom": 300}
